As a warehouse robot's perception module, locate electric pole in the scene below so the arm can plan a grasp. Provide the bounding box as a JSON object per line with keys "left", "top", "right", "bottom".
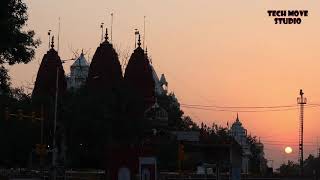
{"left": 297, "top": 89, "right": 307, "bottom": 177}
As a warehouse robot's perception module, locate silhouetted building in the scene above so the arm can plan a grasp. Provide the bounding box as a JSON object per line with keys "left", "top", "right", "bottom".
{"left": 124, "top": 35, "right": 155, "bottom": 110}
{"left": 32, "top": 37, "right": 67, "bottom": 101}
{"left": 87, "top": 29, "right": 122, "bottom": 92}
{"left": 31, "top": 38, "right": 67, "bottom": 162}
{"left": 230, "top": 114, "right": 251, "bottom": 174}
{"left": 67, "top": 51, "right": 89, "bottom": 90}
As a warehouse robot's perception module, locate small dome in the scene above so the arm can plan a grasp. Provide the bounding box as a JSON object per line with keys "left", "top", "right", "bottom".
{"left": 71, "top": 52, "right": 89, "bottom": 67}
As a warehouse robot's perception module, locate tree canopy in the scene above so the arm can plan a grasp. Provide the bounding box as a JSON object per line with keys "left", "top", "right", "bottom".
{"left": 0, "top": 0, "right": 40, "bottom": 65}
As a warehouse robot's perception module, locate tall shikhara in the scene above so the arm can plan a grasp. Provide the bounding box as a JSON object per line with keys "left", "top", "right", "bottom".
{"left": 87, "top": 29, "right": 122, "bottom": 92}
{"left": 31, "top": 37, "right": 67, "bottom": 147}
{"left": 32, "top": 37, "right": 67, "bottom": 100}
{"left": 124, "top": 35, "right": 155, "bottom": 110}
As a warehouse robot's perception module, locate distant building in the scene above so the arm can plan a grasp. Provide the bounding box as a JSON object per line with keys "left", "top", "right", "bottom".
{"left": 230, "top": 114, "right": 251, "bottom": 174}
{"left": 67, "top": 52, "right": 89, "bottom": 90}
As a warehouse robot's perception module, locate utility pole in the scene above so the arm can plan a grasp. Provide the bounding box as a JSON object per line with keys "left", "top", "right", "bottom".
{"left": 297, "top": 89, "right": 307, "bottom": 177}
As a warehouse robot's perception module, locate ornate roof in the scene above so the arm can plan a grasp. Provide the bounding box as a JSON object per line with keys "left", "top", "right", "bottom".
{"left": 32, "top": 37, "right": 67, "bottom": 99}
{"left": 124, "top": 35, "right": 155, "bottom": 109}
{"left": 87, "top": 29, "right": 122, "bottom": 92}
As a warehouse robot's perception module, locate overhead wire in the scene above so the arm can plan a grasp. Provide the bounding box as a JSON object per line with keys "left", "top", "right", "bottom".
{"left": 180, "top": 103, "right": 320, "bottom": 113}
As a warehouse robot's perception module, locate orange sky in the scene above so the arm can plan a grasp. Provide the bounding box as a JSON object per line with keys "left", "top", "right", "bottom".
{"left": 8, "top": 0, "right": 320, "bottom": 168}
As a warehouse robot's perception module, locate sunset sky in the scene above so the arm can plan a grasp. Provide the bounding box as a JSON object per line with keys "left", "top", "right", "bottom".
{"left": 8, "top": 0, "right": 320, "bottom": 168}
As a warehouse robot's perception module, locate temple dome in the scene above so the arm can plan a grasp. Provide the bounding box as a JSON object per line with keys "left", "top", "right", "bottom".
{"left": 67, "top": 52, "right": 89, "bottom": 90}
{"left": 32, "top": 38, "right": 67, "bottom": 99}
{"left": 71, "top": 52, "right": 89, "bottom": 68}
{"left": 87, "top": 29, "right": 122, "bottom": 92}
{"left": 124, "top": 36, "right": 155, "bottom": 109}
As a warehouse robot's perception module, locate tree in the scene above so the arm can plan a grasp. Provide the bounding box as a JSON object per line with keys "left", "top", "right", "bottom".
{"left": 0, "top": 66, "right": 10, "bottom": 95}
{"left": 0, "top": 87, "right": 37, "bottom": 168}
{"left": 278, "top": 160, "right": 299, "bottom": 177}
{"left": 0, "top": 0, "right": 40, "bottom": 65}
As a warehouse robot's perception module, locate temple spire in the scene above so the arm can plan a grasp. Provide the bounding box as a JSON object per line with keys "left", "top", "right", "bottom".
{"left": 105, "top": 28, "right": 109, "bottom": 42}
{"left": 236, "top": 113, "right": 239, "bottom": 122}
{"left": 137, "top": 34, "right": 141, "bottom": 47}
{"left": 51, "top": 36, "right": 55, "bottom": 49}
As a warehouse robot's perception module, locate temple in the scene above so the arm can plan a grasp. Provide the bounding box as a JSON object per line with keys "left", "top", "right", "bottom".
{"left": 87, "top": 29, "right": 122, "bottom": 92}
{"left": 124, "top": 35, "right": 155, "bottom": 110}
{"left": 230, "top": 114, "right": 251, "bottom": 174}
{"left": 32, "top": 37, "right": 67, "bottom": 100}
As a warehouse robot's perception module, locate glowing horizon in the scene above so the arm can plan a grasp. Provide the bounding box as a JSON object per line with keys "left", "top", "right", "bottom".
{"left": 8, "top": 0, "right": 320, "bottom": 168}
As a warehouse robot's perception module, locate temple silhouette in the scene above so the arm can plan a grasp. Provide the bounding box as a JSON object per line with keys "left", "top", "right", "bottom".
{"left": 30, "top": 28, "right": 251, "bottom": 180}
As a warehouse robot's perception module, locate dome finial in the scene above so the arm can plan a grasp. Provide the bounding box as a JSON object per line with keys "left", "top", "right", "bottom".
{"left": 105, "top": 28, "right": 109, "bottom": 42}
{"left": 236, "top": 113, "right": 239, "bottom": 122}
{"left": 137, "top": 34, "right": 141, "bottom": 47}
{"left": 51, "top": 36, "right": 55, "bottom": 49}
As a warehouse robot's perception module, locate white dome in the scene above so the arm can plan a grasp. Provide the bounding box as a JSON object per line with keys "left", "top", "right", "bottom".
{"left": 71, "top": 53, "right": 89, "bottom": 67}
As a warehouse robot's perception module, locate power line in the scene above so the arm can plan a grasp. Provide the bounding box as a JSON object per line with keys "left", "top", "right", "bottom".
{"left": 181, "top": 103, "right": 298, "bottom": 109}
{"left": 180, "top": 104, "right": 319, "bottom": 113}
{"left": 180, "top": 104, "right": 317, "bottom": 112}
{"left": 263, "top": 143, "right": 318, "bottom": 147}
{"left": 262, "top": 140, "right": 314, "bottom": 144}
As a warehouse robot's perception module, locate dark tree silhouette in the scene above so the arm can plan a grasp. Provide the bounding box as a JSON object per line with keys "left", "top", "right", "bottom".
{"left": 0, "top": 0, "right": 40, "bottom": 65}
{"left": 0, "top": 66, "right": 10, "bottom": 95}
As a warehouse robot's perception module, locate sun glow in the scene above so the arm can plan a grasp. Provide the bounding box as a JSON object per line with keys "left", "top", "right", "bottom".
{"left": 285, "top": 146, "right": 293, "bottom": 154}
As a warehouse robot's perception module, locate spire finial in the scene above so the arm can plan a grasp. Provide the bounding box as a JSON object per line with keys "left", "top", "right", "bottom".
{"left": 137, "top": 34, "right": 141, "bottom": 47}
{"left": 105, "top": 28, "right": 109, "bottom": 42}
{"left": 236, "top": 113, "right": 239, "bottom": 121}
{"left": 51, "top": 36, "right": 55, "bottom": 49}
